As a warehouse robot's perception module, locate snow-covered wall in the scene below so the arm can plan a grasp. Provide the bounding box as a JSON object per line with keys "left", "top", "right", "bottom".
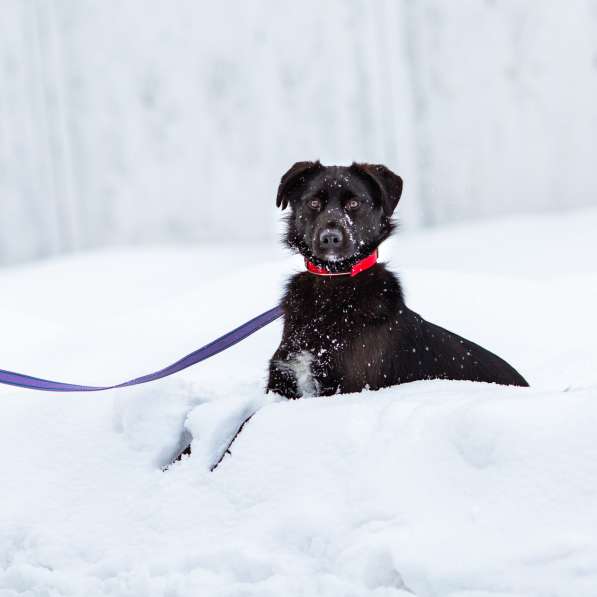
{"left": 1, "top": 0, "right": 597, "bottom": 264}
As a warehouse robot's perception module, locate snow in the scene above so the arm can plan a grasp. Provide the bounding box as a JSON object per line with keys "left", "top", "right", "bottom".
{"left": 1, "top": 208, "right": 597, "bottom": 596}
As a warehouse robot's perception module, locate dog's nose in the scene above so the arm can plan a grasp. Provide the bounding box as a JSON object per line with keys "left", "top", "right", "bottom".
{"left": 319, "top": 228, "right": 344, "bottom": 247}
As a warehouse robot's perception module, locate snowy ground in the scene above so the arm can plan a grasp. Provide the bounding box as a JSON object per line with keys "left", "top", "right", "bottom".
{"left": 1, "top": 208, "right": 596, "bottom": 597}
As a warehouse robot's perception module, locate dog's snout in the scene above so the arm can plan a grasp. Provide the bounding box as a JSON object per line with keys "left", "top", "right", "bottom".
{"left": 319, "top": 228, "right": 344, "bottom": 247}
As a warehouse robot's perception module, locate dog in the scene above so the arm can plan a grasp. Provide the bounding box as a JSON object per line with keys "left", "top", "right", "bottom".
{"left": 267, "top": 161, "right": 528, "bottom": 398}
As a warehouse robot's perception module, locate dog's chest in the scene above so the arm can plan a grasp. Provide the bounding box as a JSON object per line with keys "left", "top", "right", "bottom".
{"left": 288, "top": 307, "right": 350, "bottom": 355}
{"left": 279, "top": 350, "right": 319, "bottom": 397}
{"left": 289, "top": 306, "right": 394, "bottom": 392}
{"left": 280, "top": 271, "right": 403, "bottom": 394}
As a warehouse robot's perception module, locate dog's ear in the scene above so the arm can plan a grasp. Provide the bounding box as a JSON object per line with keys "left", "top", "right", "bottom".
{"left": 350, "top": 163, "right": 403, "bottom": 216}
{"left": 276, "top": 161, "right": 322, "bottom": 210}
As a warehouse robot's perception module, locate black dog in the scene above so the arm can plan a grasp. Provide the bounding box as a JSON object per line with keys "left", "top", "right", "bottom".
{"left": 267, "top": 161, "right": 528, "bottom": 398}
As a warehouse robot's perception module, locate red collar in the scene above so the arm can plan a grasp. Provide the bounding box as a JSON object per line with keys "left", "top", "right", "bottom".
{"left": 305, "top": 250, "right": 378, "bottom": 277}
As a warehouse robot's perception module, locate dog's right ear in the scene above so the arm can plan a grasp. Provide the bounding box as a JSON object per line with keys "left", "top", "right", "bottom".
{"left": 276, "top": 161, "right": 322, "bottom": 210}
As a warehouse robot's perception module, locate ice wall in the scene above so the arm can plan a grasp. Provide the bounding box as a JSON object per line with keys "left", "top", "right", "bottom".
{"left": 1, "top": 0, "right": 596, "bottom": 264}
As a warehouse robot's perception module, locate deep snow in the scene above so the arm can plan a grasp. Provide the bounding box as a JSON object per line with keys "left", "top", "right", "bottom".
{"left": 1, "top": 209, "right": 597, "bottom": 596}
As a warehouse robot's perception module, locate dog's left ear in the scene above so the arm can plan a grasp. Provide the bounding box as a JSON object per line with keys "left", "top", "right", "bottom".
{"left": 350, "top": 163, "right": 403, "bottom": 216}
{"left": 276, "top": 160, "right": 322, "bottom": 210}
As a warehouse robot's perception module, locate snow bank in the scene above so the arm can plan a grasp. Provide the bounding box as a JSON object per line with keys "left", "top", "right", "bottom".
{"left": 1, "top": 209, "right": 596, "bottom": 596}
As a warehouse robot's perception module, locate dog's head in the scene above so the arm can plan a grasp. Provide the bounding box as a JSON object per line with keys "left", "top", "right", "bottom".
{"left": 276, "top": 161, "right": 403, "bottom": 271}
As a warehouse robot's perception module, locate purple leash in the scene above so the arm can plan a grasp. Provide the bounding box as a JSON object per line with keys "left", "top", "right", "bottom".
{"left": 0, "top": 306, "right": 283, "bottom": 392}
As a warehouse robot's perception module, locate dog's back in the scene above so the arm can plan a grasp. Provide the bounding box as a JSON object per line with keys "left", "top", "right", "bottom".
{"left": 394, "top": 307, "right": 528, "bottom": 387}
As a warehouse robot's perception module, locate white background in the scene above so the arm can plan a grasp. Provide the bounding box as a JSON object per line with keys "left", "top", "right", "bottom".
{"left": 2, "top": 0, "right": 597, "bottom": 265}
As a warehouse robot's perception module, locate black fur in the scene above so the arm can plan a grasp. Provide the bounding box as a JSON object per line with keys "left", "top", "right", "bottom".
{"left": 267, "top": 162, "right": 528, "bottom": 398}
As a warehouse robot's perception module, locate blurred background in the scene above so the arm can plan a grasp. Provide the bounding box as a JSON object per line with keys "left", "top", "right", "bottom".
{"left": 1, "top": 0, "right": 597, "bottom": 266}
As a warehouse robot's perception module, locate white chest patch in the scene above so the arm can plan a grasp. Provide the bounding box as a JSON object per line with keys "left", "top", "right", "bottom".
{"left": 277, "top": 350, "right": 319, "bottom": 397}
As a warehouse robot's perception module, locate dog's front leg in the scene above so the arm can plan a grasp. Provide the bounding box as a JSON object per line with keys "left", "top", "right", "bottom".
{"left": 267, "top": 346, "right": 301, "bottom": 399}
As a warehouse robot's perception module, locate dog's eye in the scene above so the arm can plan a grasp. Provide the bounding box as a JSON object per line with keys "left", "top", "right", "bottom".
{"left": 308, "top": 198, "right": 322, "bottom": 210}
{"left": 345, "top": 198, "right": 360, "bottom": 211}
